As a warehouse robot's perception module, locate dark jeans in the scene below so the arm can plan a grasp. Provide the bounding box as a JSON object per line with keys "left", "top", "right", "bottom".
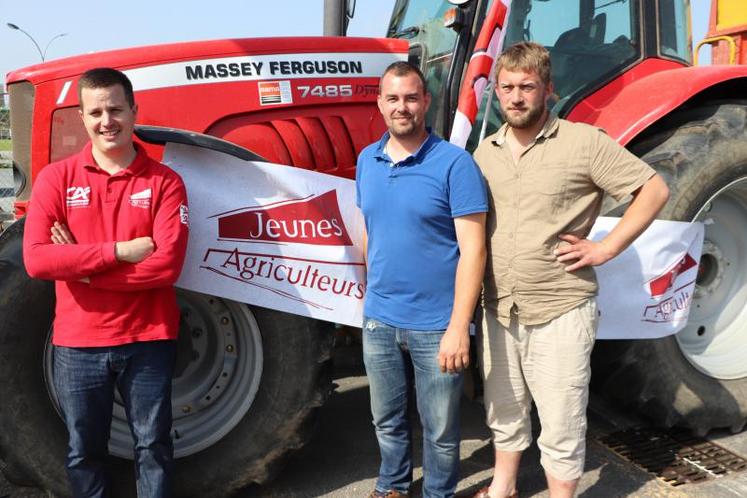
{"left": 54, "top": 340, "right": 177, "bottom": 498}
{"left": 363, "top": 317, "right": 464, "bottom": 498}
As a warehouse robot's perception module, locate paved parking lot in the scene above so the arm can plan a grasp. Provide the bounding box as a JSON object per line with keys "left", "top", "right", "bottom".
{"left": 4, "top": 343, "right": 747, "bottom": 498}
{"left": 243, "top": 344, "right": 747, "bottom": 498}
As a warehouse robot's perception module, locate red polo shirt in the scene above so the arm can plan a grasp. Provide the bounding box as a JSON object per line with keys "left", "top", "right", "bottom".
{"left": 23, "top": 142, "right": 189, "bottom": 347}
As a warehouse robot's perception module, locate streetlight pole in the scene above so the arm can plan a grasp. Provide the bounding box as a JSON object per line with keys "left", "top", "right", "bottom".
{"left": 43, "top": 33, "right": 68, "bottom": 60}
{"left": 7, "top": 23, "right": 67, "bottom": 62}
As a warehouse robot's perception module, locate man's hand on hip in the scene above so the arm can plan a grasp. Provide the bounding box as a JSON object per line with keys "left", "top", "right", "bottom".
{"left": 438, "top": 325, "right": 470, "bottom": 374}
{"left": 556, "top": 175, "right": 669, "bottom": 273}
{"left": 115, "top": 237, "right": 155, "bottom": 263}
{"left": 554, "top": 234, "right": 615, "bottom": 271}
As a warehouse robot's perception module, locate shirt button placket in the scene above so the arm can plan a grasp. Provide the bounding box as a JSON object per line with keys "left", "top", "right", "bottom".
{"left": 388, "top": 159, "right": 397, "bottom": 183}
{"left": 511, "top": 170, "right": 519, "bottom": 248}
{"left": 106, "top": 180, "right": 113, "bottom": 202}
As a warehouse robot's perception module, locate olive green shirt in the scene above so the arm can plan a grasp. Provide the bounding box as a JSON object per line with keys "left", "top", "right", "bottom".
{"left": 473, "top": 114, "right": 655, "bottom": 327}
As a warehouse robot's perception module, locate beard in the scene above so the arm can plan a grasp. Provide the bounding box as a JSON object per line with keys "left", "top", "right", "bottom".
{"left": 387, "top": 114, "right": 422, "bottom": 138}
{"left": 500, "top": 102, "right": 546, "bottom": 129}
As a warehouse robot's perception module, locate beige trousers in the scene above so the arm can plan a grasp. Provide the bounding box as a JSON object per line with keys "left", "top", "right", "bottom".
{"left": 478, "top": 298, "right": 598, "bottom": 480}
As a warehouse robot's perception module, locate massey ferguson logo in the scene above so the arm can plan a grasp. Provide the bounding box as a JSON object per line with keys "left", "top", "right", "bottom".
{"left": 216, "top": 190, "right": 353, "bottom": 246}
{"left": 66, "top": 186, "right": 91, "bottom": 207}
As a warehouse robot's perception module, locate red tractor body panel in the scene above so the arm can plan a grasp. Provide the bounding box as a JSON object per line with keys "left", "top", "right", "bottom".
{"left": 567, "top": 59, "right": 747, "bottom": 145}
{"left": 6, "top": 36, "right": 405, "bottom": 84}
{"left": 7, "top": 37, "right": 408, "bottom": 216}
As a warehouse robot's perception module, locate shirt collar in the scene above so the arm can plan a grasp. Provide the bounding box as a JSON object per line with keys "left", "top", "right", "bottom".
{"left": 373, "top": 128, "right": 438, "bottom": 164}
{"left": 491, "top": 113, "right": 559, "bottom": 147}
{"left": 81, "top": 141, "right": 149, "bottom": 176}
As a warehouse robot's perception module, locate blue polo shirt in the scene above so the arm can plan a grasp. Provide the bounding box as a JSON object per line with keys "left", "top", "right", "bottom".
{"left": 356, "top": 132, "right": 488, "bottom": 330}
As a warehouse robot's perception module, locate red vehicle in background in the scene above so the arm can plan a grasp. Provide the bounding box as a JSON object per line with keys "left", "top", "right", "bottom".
{"left": 1, "top": 1, "right": 747, "bottom": 496}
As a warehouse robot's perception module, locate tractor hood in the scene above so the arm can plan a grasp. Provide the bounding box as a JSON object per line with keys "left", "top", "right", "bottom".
{"left": 6, "top": 36, "right": 407, "bottom": 86}
{"left": 7, "top": 36, "right": 408, "bottom": 201}
{"left": 567, "top": 59, "right": 747, "bottom": 146}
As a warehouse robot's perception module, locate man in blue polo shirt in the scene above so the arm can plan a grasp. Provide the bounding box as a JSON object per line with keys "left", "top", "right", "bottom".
{"left": 356, "top": 61, "right": 488, "bottom": 498}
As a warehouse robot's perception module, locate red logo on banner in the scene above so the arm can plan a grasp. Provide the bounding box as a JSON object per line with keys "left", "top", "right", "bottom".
{"left": 648, "top": 253, "right": 698, "bottom": 297}
{"left": 217, "top": 190, "right": 353, "bottom": 246}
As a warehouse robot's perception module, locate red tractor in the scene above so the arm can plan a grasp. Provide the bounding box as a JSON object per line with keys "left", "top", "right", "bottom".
{"left": 1, "top": 0, "right": 746, "bottom": 496}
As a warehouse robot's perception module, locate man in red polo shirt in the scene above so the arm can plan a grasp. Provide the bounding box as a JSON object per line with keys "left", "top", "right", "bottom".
{"left": 23, "top": 67, "right": 189, "bottom": 498}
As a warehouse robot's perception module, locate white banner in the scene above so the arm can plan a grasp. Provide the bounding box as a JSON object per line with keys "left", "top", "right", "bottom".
{"left": 165, "top": 143, "right": 366, "bottom": 327}
{"left": 591, "top": 217, "right": 704, "bottom": 339}
{"left": 165, "top": 143, "right": 704, "bottom": 337}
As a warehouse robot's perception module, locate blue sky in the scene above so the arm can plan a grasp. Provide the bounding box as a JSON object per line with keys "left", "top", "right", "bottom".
{"left": 2, "top": 0, "right": 712, "bottom": 84}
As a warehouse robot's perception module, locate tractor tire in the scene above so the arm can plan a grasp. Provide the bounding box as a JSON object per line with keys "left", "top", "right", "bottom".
{"left": 0, "top": 218, "right": 67, "bottom": 491}
{"left": 0, "top": 218, "right": 334, "bottom": 497}
{"left": 591, "top": 101, "right": 747, "bottom": 435}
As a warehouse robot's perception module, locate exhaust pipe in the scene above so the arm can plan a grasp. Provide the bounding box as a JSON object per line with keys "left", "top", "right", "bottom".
{"left": 323, "top": 0, "right": 354, "bottom": 36}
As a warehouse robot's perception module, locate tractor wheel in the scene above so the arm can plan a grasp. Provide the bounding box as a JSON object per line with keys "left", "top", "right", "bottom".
{"left": 0, "top": 218, "right": 334, "bottom": 497}
{"left": 0, "top": 218, "right": 66, "bottom": 491}
{"left": 592, "top": 102, "right": 747, "bottom": 435}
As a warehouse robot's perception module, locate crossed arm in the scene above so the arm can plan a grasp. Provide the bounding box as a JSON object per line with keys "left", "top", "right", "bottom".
{"left": 50, "top": 221, "right": 154, "bottom": 264}
{"left": 23, "top": 170, "right": 188, "bottom": 290}
{"left": 49, "top": 222, "right": 154, "bottom": 282}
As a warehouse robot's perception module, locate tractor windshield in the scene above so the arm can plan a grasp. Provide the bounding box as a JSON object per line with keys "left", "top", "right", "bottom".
{"left": 388, "top": 0, "right": 644, "bottom": 149}
{"left": 466, "top": 0, "right": 642, "bottom": 148}
{"left": 504, "top": 0, "right": 640, "bottom": 104}
{"left": 388, "top": 0, "right": 460, "bottom": 134}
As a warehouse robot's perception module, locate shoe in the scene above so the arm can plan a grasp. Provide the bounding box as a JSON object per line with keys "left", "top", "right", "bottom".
{"left": 367, "top": 490, "right": 407, "bottom": 498}
{"left": 472, "top": 487, "right": 518, "bottom": 498}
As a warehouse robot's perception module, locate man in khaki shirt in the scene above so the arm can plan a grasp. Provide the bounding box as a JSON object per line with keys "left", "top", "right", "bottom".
{"left": 471, "top": 42, "right": 669, "bottom": 498}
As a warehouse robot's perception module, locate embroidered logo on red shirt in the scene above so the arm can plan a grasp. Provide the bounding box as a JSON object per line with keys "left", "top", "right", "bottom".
{"left": 180, "top": 204, "right": 189, "bottom": 226}
{"left": 129, "top": 188, "right": 152, "bottom": 209}
{"left": 66, "top": 186, "right": 91, "bottom": 208}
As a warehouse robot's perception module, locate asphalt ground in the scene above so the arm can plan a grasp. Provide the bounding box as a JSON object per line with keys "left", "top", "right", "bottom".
{"left": 4, "top": 342, "right": 747, "bottom": 498}
{"left": 243, "top": 343, "right": 747, "bottom": 498}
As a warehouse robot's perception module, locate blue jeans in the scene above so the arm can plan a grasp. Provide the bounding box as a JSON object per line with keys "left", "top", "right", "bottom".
{"left": 363, "top": 317, "right": 463, "bottom": 498}
{"left": 53, "top": 340, "right": 177, "bottom": 498}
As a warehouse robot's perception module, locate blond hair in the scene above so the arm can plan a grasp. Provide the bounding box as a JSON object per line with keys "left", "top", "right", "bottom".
{"left": 495, "top": 42, "right": 552, "bottom": 85}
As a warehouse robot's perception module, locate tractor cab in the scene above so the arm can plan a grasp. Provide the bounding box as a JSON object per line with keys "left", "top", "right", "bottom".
{"left": 388, "top": 0, "right": 747, "bottom": 438}
{"left": 388, "top": 0, "right": 692, "bottom": 147}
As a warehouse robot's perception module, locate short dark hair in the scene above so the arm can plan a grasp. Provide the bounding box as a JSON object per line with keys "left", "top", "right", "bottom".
{"left": 77, "top": 67, "right": 135, "bottom": 108}
{"left": 379, "top": 61, "right": 428, "bottom": 95}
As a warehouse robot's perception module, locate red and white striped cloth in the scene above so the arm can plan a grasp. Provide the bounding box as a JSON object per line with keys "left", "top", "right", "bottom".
{"left": 449, "top": 0, "right": 512, "bottom": 148}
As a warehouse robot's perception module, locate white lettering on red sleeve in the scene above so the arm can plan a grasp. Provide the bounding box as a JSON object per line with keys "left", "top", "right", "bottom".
{"left": 180, "top": 204, "right": 189, "bottom": 226}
